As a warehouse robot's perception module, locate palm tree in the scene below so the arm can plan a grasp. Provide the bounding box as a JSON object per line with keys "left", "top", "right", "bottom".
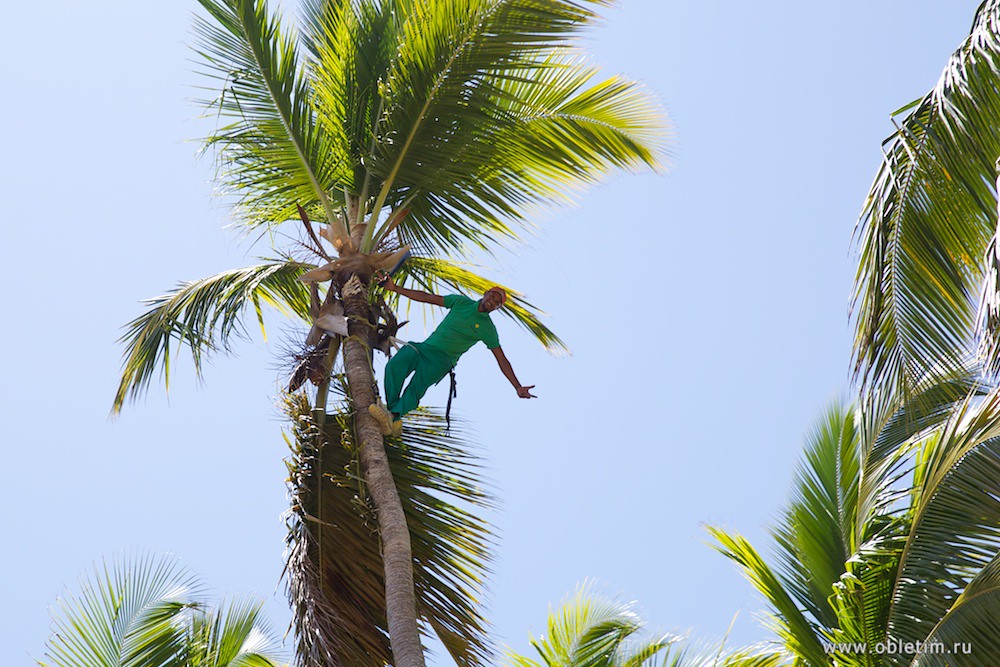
{"left": 852, "top": 0, "right": 1000, "bottom": 397}
{"left": 505, "top": 583, "right": 788, "bottom": 667}
{"left": 710, "top": 370, "right": 1000, "bottom": 666}
{"left": 112, "top": 1, "right": 667, "bottom": 665}
{"left": 38, "top": 553, "right": 284, "bottom": 667}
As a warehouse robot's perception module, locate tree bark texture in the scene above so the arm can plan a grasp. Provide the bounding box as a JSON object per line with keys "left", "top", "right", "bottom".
{"left": 339, "top": 273, "right": 426, "bottom": 667}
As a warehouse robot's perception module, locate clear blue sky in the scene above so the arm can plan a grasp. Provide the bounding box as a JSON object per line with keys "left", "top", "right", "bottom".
{"left": 0, "top": 1, "right": 983, "bottom": 664}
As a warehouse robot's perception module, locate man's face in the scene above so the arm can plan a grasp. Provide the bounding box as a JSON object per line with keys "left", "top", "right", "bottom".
{"left": 480, "top": 289, "right": 504, "bottom": 312}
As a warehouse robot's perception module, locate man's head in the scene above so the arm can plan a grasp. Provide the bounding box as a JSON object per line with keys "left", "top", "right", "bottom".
{"left": 479, "top": 286, "right": 507, "bottom": 312}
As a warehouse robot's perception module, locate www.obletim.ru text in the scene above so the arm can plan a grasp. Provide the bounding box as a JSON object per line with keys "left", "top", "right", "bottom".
{"left": 822, "top": 639, "right": 973, "bottom": 656}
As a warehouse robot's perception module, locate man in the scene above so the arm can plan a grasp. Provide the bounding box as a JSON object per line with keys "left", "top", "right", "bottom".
{"left": 369, "top": 275, "right": 536, "bottom": 436}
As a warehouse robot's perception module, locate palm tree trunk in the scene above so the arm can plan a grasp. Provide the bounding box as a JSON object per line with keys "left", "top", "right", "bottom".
{"left": 339, "top": 273, "right": 426, "bottom": 667}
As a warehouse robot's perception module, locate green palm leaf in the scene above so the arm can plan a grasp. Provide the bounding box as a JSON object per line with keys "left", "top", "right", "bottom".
{"left": 372, "top": 47, "right": 667, "bottom": 255}
{"left": 187, "top": 597, "right": 283, "bottom": 667}
{"left": 41, "top": 555, "right": 195, "bottom": 667}
{"left": 859, "top": 369, "right": 979, "bottom": 472}
{"left": 914, "top": 551, "right": 1000, "bottom": 665}
{"left": 885, "top": 389, "right": 1000, "bottom": 664}
{"left": 488, "top": 53, "right": 665, "bottom": 189}
{"left": 113, "top": 261, "right": 311, "bottom": 413}
{"left": 194, "top": 0, "right": 349, "bottom": 237}
{"left": 506, "top": 582, "right": 679, "bottom": 667}
{"left": 771, "top": 403, "right": 858, "bottom": 631}
{"left": 361, "top": 0, "right": 612, "bottom": 245}
{"left": 302, "top": 0, "right": 393, "bottom": 224}
{"left": 506, "top": 588, "right": 791, "bottom": 667}
{"left": 283, "top": 393, "right": 495, "bottom": 667}
{"left": 707, "top": 528, "right": 831, "bottom": 667}
{"left": 712, "top": 386, "right": 962, "bottom": 666}
{"left": 705, "top": 647, "right": 792, "bottom": 667}
{"left": 506, "top": 587, "right": 793, "bottom": 667}
{"left": 39, "top": 554, "right": 285, "bottom": 667}
{"left": 852, "top": 0, "right": 1000, "bottom": 395}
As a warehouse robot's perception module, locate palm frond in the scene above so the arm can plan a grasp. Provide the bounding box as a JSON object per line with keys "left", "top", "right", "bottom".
{"left": 852, "top": 0, "right": 1000, "bottom": 395}
{"left": 113, "top": 261, "right": 311, "bottom": 414}
{"left": 913, "top": 550, "right": 1000, "bottom": 666}
{"left": 656, "top": 642, "right": 792, "bottom": 667}
{"left": 770, "top": 403, "right": 858, "bottom": 631}
{"left": 824, "top": 548, "right": 902, "bottom": 667}
{"left": 374, "top": 48, "right": 667, "bottom": 256}
{"left": 41, "top": 555, "right": 284, "bottom": 667}
{"left": 487, "top": 52, "right": 666, "bottom": 191}
{"left": 40, "top": 554, "right": 198, "bottom": 667}
{"left": 194, "top": 0, "right": 349, "bottom": 239}
{"left": 508, "top": 582, "right": 679, "bottom": 667}
{"left": 708, "top": 646, "right": 793, "bottom": 667}
{"left": 283, "top": 392, "right": 495, "bottom": 667}
{"left": 302, "top": 0, "right": 398, "bottom": 231}
{"left": 188, "top": 596, "right": 284, "bottom": 666}
{"left": 858, "top": 368, "right": 978, "bottom": 471}
{"left": 884, "top": 388, "right": 1000, "bottom": 662}
{"left": 362, "top": 0, "right": 612, "bottom": 244}
{"left": 707, "top": 528, "right": 832, "bottom": 667}
{"left": 851, "top": 371, "right": 978, "bottom": 588}
{"left": 712, "top": 383, "right": 981, "bottom": 667}
{"left": 815, "top": 384, "right": 969, "bottom": 663}
{"left": 396, "top": 255, "right": 568, "bottom": 354}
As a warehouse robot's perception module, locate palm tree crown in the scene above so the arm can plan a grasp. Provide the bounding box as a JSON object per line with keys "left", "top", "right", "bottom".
{"left": 711, "top": 371, "right": 1000, "bottom": 666}
{"left": 39, "top": 554, "right": 284, "bottom": 667}
{"left": 506, "top": 583, "right": 680, "bottom": 667}
{"left": 506, "top": 583, "right": 789, "bottom": 667}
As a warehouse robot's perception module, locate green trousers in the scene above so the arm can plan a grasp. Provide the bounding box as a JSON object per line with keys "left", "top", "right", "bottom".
{"left": 384, "top": 343, "right": 454, "bottom": 417}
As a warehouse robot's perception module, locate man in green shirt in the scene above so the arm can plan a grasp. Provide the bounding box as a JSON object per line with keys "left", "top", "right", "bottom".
{"left": 369, "top": 275, "right": 536, "bottom": 436}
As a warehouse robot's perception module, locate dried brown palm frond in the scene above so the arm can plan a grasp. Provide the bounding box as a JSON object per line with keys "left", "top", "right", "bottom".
{"left": 287, "top": 335, "right": 338, "bottom": 392}
{"left": 283, "top": 392, "right": 495, "bottom": 667}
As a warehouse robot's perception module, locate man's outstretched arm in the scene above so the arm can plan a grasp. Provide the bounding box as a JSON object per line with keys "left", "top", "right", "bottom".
{"left": 491, "top": 347, "right": 536, "bottom": 398}
{"left": 380, "top": 275, "right": 445, "bottom": 306}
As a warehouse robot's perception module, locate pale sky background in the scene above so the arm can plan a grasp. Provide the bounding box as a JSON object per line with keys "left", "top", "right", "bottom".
{"left": 1, "top": 1, "right": 984, "bottom": 665}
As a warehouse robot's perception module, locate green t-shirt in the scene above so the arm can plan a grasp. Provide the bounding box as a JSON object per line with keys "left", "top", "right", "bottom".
{"left": 421, "top": 294, "right": 501, "bottom": 364}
